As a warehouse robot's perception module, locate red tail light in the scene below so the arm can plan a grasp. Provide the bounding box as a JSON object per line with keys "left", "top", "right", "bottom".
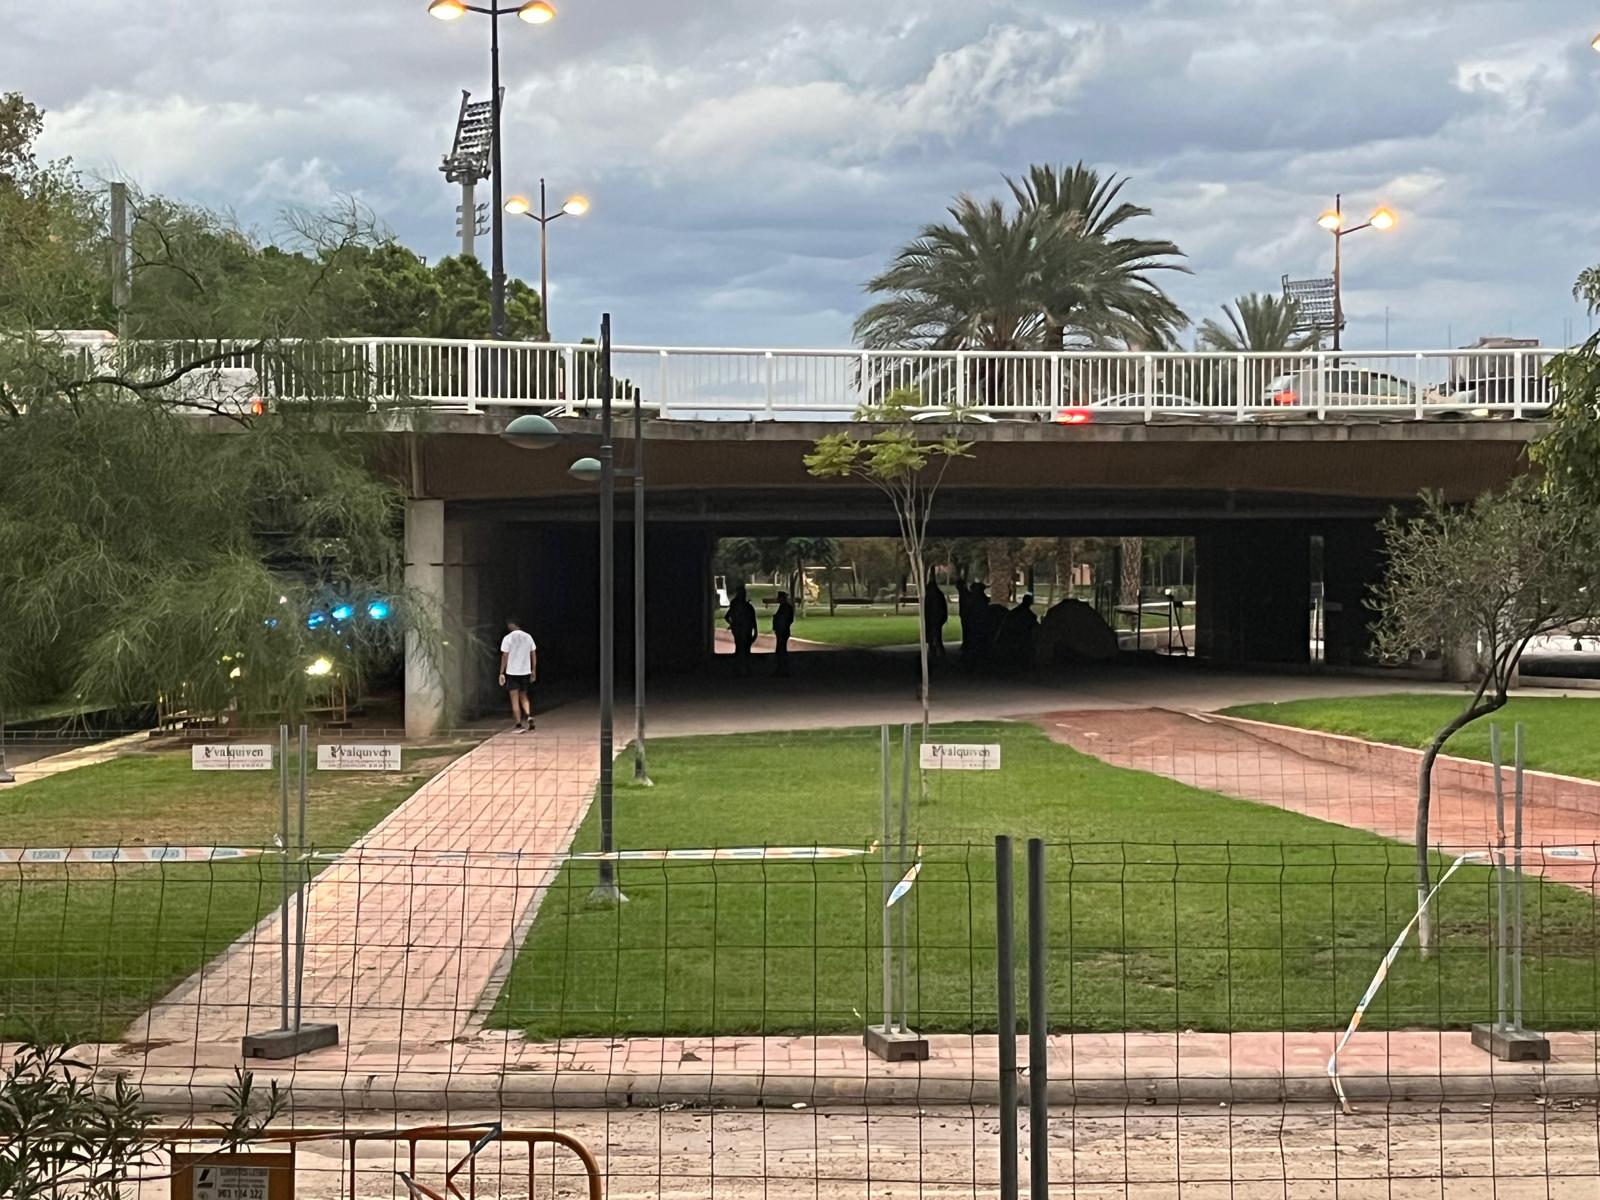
{"left": 1272, "top": 389, "right": 1298, "bottom": 406}
{"left": 1054, "top": 407, "right": 1093, "bottom": 425}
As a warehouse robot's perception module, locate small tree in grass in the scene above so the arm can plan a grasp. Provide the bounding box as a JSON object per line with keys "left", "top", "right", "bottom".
{"left": 1370, "top": 483, "right": 1600, "bottom": 955}
{"left": 804, "top": 388, "right": 972, "bottom": 734}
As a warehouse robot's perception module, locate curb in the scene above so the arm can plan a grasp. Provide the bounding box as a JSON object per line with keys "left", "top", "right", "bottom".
{"left": 104, "top": 1065, "right": 1600, "bottom": 1115}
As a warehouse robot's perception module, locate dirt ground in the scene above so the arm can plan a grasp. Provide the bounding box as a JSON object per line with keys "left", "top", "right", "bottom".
{"left": 132, "top": 1101, "right": 1600, "bottom": 1199}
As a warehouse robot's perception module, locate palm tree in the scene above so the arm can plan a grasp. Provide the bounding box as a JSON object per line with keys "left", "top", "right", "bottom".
{"left": 1008, "top": 162, "right": 1190, "bottom": 349}
{"left": 1198, "top": 292, "right": 1319, "bottom": 353}
{"left": 855, "top": 196, "right": 1073, "bottom": 352}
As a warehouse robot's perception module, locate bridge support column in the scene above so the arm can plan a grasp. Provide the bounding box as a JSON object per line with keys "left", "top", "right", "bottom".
{"left": 1195, "top": 523, "right": 1312, "bottom": 665}
{"left": 404, "top": 498, "right": 447, "bottom": 738}
{"left": 1322, "top": 520, "right": 1386, "bottom": 666}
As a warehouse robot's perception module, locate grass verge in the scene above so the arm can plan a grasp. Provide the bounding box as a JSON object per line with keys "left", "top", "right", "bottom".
{"left": 1223, "top": 695, "right": 1600, "bottom": 782}
{"left": 0, "top": 740, "right": 474, "bottom": 1040}
{"left": 490, "top": 722, "right": 1600, "bottom": 1039}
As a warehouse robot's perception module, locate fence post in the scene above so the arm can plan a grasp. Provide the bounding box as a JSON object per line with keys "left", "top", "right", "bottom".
{"left": 239, "top": 725, "right": 340, "bottom": 1060}
{"left": 1027, "top": 837, "right": 1049, "bottom": 1200}
{"left": 764, "top": 351, "right": 776, "bottom": 420}
{"left": 293, "top": 725, "right": 309, "bottom": 1031}
{"left": 995, "top": 836, "right": 1019, "bottom": 1200}
{"left": 1471, "top": 721, "right": 1549, "bottom": 1060}
{"left": 1234, "top": 353, "right": 1247, "bottom": 422}
{"left": 278, "top": 724, "right": 291, "bottom": 1029}
{"left": 898, "top": 725, "right": 912, "bottom": 1030}
{"left": 464, "top": 343, "right": 479, "bottom": 414}
{"left": 658, "top": 351, "right": 671, "bottom": 419}
{"left": 864, "top": 726, "right": 929, "bottom": 1061}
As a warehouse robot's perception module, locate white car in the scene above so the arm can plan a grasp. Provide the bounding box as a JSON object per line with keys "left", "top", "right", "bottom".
{"left": 1261, "top": 367, "right": 1416, "bottom": 411}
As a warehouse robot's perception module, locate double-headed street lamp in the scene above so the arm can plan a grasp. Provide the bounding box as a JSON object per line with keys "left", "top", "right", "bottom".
{"left": 505, "top": 182, "right": 590, "bottom": 339}
{"left": 427, "top": 0, "right": 556, "bottom": 339}
{"left": 1317, "top": 194, "right": 1396, "bottom": 351}
{"left": 503, "top": 314, "right": 650, "bottom": 903}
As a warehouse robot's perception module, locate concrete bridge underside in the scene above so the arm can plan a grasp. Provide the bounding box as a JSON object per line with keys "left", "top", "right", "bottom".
{"left": 396, "top": 416, "right": 1539, "bottom": 734}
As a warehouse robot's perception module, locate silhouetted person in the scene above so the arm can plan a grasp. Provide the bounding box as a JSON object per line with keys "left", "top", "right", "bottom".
{"left": 993, "top": 593, "right": 1039, "bottom": 673}
{"left": 923, "top": 572, "right": 948, "bottom": 661}
{"left": 726, "top": 583, "right": 758, "bottom": 676}
{"left": 772, "top": 590, "right": 795, "bottom": 677}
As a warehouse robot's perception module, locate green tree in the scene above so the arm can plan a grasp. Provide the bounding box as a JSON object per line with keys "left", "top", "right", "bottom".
{"left": 805, "top": 389, "right": 971, "bottom": 731}
{"left": 0, "top": 91, "right": 44, "bottom": 183}
{"left": 1008, "top": 162, "right": 1189, "bottom": 349}
{"left": 1530, "top": 269, "right": 1600, "bottom": 502}
{"left": 856, "top": 196, "right": 1067, "bottom": 353}
{"left": 0, "top": 96, "right": 435, "bottom": 722}
{"left": 1371, "top": 483, "right": 1600, "bottom": 954}
{"left": 1198, "top": 292, "right": 1319, "bottom": 353}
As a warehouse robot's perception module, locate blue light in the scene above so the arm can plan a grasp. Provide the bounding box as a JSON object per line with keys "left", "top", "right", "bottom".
{"left": 331, "top": 604, "right": 354, "bottom": 622}
{"left": 264, "top": 618, "right": 279, "bottom": 629}
{"left": 367, "top": 601, "right": 391, "bottom": 622}
{"left": 307, "top": 611, "right": 327, "bottom": 630}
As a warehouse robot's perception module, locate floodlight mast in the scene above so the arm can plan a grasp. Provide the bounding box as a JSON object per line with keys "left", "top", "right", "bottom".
{"left": 440, "top": 89, "right": 497, "bottom": 259}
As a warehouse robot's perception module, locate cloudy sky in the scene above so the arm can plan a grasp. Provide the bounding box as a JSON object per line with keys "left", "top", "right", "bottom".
{"left": 9, "top": 0, "right": 1600, "bottom": 349}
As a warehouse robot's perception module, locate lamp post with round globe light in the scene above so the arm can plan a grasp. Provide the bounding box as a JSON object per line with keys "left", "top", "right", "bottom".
{"left": 502, "top": 314, "right": 647, "bottom": 903}
{"left": 505, "top": 182, "right": 589, "bottom": 339}
{"left": 1317, "top": 195, "right": 1397, "bottom": 350}
{"left": 427, "top": 0, "right": 556, "bottom": 339}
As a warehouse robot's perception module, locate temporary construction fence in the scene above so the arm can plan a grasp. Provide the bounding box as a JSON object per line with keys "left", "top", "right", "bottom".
{"left": 5, "top": 721, "right": 1600, "bottom": 1197}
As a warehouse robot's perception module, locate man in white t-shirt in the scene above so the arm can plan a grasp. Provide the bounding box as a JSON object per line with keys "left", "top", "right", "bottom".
{"left": 498, "top": 618, "right": 538, "bottom": 732}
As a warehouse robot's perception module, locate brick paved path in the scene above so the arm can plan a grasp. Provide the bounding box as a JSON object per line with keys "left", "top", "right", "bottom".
{"left": 1042, "top": 709, "right": 1600, "bottom": 890}
{"left": 129, "top": 733, "right": 598, "bottom": 1063}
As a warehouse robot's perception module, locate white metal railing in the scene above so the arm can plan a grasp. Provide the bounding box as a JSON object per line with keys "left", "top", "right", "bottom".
{"left": 40, "top": 335, "right": 1570, "bottom": 422}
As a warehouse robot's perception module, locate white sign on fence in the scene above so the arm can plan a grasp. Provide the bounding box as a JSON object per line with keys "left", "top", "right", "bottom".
{"left": 919, "top": 743, "right": 1002, "bottom": 771}
{"left": 191, "top": 744, "right": 274, "bottom": 771}
{"left": 317, "top": 743, "right": 403, "bottom": 772}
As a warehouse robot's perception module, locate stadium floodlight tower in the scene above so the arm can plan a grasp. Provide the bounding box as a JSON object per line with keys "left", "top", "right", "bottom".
{"left": 441, "top": 90, "right": 497, "bottom": 259}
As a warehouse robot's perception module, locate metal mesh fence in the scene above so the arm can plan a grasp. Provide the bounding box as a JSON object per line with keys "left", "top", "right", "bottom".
{"left": 4, "top": 719, "right": 1600, "bottom": 1197}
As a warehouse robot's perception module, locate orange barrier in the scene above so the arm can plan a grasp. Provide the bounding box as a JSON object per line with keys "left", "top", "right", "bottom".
{"left": 152, "top": 1124, "right": 602, "bottom": 1200}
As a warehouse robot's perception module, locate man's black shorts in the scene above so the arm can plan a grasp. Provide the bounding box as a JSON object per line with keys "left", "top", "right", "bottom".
{"left": 504, "top": 674, "right": 532, "bottom": 694}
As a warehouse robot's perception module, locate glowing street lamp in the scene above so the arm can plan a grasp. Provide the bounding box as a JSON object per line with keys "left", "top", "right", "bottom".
{"left": 505, "top": 179, "right": 590, "bottom": 338}
{"left": 1318, "top": 194, "right": 1397, "bottom": 350}
{"left": 425, "top": 0, "right": 558, "bottom": 338}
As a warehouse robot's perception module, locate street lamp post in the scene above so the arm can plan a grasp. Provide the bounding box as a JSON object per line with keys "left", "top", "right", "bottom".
{"left": 0, "top": 703, "right": 14, "bottom": 785}
{"left": 427, "top": 0, "right": 556, "bottom": 339}
{"left": 502, "top": 313, "right": 649, "bottom": 901}
{"left": 504, "top": 182, "right": 590, "bottom": 339}
{"left": 1317, "top": 194, "right": 1396, "bottom": 351}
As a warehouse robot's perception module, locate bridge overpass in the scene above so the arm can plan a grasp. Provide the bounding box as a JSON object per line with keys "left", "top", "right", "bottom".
{"left": 358, "top": 339, "right": 1557, "bottom": 734}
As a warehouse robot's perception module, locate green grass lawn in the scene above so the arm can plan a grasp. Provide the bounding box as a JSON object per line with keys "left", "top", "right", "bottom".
{"left": 1223, "top": 695, "right": 1600, "bottom": 782}
{"left": 720, "top": 604, "right": 1173, "bottom": 647}
{"left": 491, "top": 722, "right": 1600, "bottom": 1040}
{"left": 0, "top": 741, "right": 474, "bottom": 1041}
{"left": 788, "top": 611, "right": 956, "bottom": 647}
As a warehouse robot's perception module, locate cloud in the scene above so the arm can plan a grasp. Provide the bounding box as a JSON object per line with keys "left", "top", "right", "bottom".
{"left": 8, "top": 0, "right": 1600, "bottom": 347}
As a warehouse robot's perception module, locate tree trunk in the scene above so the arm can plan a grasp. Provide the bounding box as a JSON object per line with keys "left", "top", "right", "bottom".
{"left": 1054, "top": 538, "right": 1076, "bottom": 605}
{"left": 986, "top": 538, "right": 1018, "bottom": 604}
{"left": 827, "top": 567, "right": 837, "bottom": 616}
{"left": 1119, "top": 537, "right": 1143, "bottom": 610}
{"left": 1414, "top": 697, "right": 1505, "bottom": 956}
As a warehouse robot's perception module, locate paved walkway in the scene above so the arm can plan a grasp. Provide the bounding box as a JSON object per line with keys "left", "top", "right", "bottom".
{"left": 129, "top": 732, "right": 598, "bottom": 1062}
{"left": 1, "top": 730, "right": 150, "bottom": 785}
{"left": 1042, "top": 708, "right": 1600, "bottom": 889}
